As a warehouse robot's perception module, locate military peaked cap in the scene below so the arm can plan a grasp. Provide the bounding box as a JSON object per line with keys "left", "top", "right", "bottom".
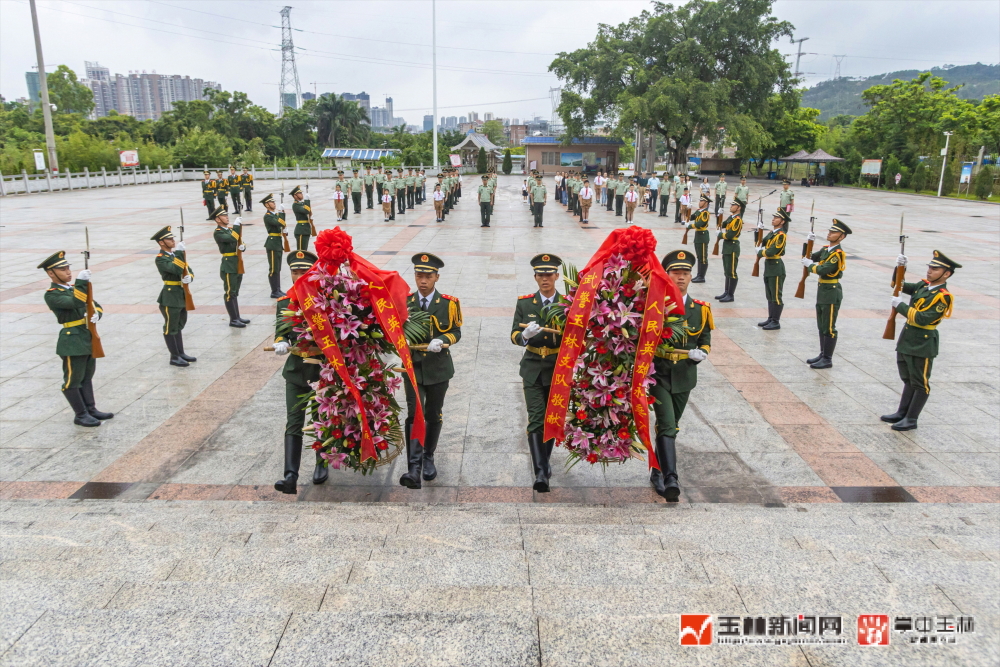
{"left": 38, "top": 250, "right": 70, "bottom": 270}
{"left": 412, "top": 253, "right": 444, "bottom": 273}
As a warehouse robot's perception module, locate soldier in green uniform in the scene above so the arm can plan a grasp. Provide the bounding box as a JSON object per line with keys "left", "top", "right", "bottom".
{"left": 488, "top": 170, "right": 498, "bottom": 214}
{"left": 350, "top": 168, "right": 364, "bottom": 214}
{"left": 673, "top": 174, "right": 685, "bottom": 223}
{"left": 261, "top": 193, "right": 287, "bottom": 298}
{"left": 398, "top": 253, "right": 462, "bottom": 489}
{"left": 755, "top": 208, "right": 788, "bottom": 330}
{"left": 735, "top": 176, "right": 750, "bottom": 217}
{"left": 686, "top": 194, "right": 712, "bottom": 283}
{"left": 227, "top": 167, "right": 243, "bottom": 215}
{"left": 334, "top": 171, "right": 349, "bottom": 220}
{"left": 39, "top": 251, "right": 113, "bottom": 427}
{"left": 800, "top": 219, "right": 851, "bottom": 369}
{"left": 779, "top": 179, "right": 795, "bottom": 216}
{"left": 273, "top": 250, "right": 327, "bottom": 495}
{"left": 152, "top": 226, "right": 197, "bottom": 366}
{"left": 212, "top": 207, "right": 250, "bottom": 328}
{"left": 375, "top": 166, "right": 386, "bottom": 202}
{"left": 241, "top": 167, "right": 254, "bottom": 211}
{"left": 649, "top": 249, "right": 712, "bottom": 501}
{"left": 201, "top": 170, "right": 216, "bottom": 219}
{"left": 529, "top": 175, "right": 547, "bottom": 227}
{"left": 404, "top": 168, "right": 415, "bottom": 209}
{"left": 363, "top": 166, "right": 376, "bottom": 209}
{"left": 714, "top": 174, "right": 728, "bottom": 213}
{"left": 419, "top": 169, "right": 428, "bottom": 204}
{"left": 715, "top": 200, "right": 744, "bottom": 302}
{"left": 478, "top": 175, "right": 493, "bottom": 227}
{"left": 384, "top": 173, "right": 397, "bottom": 220}
{"left": 290, "top": 185, "right": 313, "bottom": 251}
{"left": 511, "top": 253, "right": 565, "bottom": 492}
{"left": 214, "top": 170, "right": 228, "bottom": 212}
{"left": 881, "top": 250, "right": 958, "bottom": 431}
{"left": 394, "top": 168, "right": 406, "bottom": 215}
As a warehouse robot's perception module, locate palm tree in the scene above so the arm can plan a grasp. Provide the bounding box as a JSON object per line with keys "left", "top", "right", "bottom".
{"left": 313, "top": 94, "right": 371, "bottom": 147}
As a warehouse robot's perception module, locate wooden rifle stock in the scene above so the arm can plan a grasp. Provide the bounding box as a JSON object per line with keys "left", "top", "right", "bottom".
{"left": 711, "top": 236, "right": 720, "bottom": 256}
{"left": 681, "top": 226, "right": 689, "bottom": 245}
{"left": 883, "top": 264, "right": 906, "bottom": 340}
{"left": 750, "top": 226, "right": 764, "bottom": 277}
{"left": 794, "top": 240, "right": 813, "bottom": 299}
{"left": 85, "top": 283, "right": 105, "bottom": 359}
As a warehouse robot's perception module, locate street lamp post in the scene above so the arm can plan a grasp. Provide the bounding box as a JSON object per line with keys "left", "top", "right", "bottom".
{"left": 29, "top": 0, "right": 58, "bottom": 173}
{"left": 937, "top": 131, "right": 953, "bottom": 197}
{"left": 432, "top": 0, "right": 438, "bottom": 169}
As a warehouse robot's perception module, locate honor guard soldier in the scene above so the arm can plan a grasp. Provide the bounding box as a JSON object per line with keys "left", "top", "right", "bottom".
{"left": 227, "top": 167, "right": 243, "bottom": 215}
{"left": 881, "top": 251, "right": 958, "bottom": 431}
{"left": 512, "top": 253, "right": 565, "bottom": 492}
{"left": 273, "top": 250, "right": 327, "bottom": 494}
{"left": 400, "top": 253, "right": 462, "bottom": 489}
{"left": 39, "top": 251, "right": 113, "bottom": 427}
{"left": 714, "top": 174, "right": 728, "bottom": 213}
{"left": 241, "top": 167, "right": 254, "bottom": 211}
{"left": 395, "top": 169, "right": 406, "bottom": 214}
{"left": 756, "top": 208, "right": 789, "bottom": 330}
{"left": 152, "top": 226, "right": 197, "bottom": 366}
{"left": 214, "top": 170, "right": 228, "bottom": 212}
{"left": 686, "top": 194, "right": 712, "bottom": 283}
{"left": 650, "top": 250, "right": 712, "bottom": 501}
{"left": 261, "top": 193, "right": 288, "bottom": 298}
{"left": 529, "top": 175, "right": 547, "bottom": 227}
{"left": 801, "top": 219, "right": 851, "bottom": 369}
{"left": 779, "top": 179, "right": 795, "bottom": 215}
{"left": 478, "top": 175, "right": 493, "bottom": 227}
{"left": 363, "top": 166, "right": 376, "bottom": 209}
{"left": 716, "top": 200, "right": 744, "bottom": 302}
{"left": 735, "top": 176, "right": 749, "bottom": 217}
{"left": 350, "top": 168, "right": 364, "bottom": 214}
{"left": 212, "top": 207, "right": 250, "bottom": 328}
{"left": 201, "top": 170, "right": 216, "bottom": 219}
{"left": 290, "top": 185, "right": 312, "bottom": 251}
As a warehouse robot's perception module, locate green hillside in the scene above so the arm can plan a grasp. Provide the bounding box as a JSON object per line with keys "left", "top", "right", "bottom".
{"left": 802, "top": 63, "right": 999, "bottom": 119}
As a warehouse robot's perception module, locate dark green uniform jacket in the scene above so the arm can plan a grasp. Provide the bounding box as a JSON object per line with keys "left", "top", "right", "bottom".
{"left": 691, "top": 208, "right": 711, "bottom": 244}
{"left": 214, "top": 224, "right": 243, "bottom": 274}
{"left": 510, "top": 292, "right": 564, "bottom": 385}
{"left": 895, "top": 280, "right": 953, "bottom": 358}
{"left": 264, "top": 211, "right": 287, "bottom": 251}
{"left": 408, "top": 291, "right": 462, "bottom": 385}
{"left": 202, "top": 179, "right": 215, "bottom": 200}
{"left": 652, "top": 295, "right": 712, "bottom": 393}
{"left": 45, "top": 279, "right": 102, "bottom": 357}
{"left": 275, "top": 295, "right": 323, "bottom": 384}
{"left": 155, "top": 250, "right": 192, "bottom": 308}
{"left": 759, "top": 229, "right": 786, "bottom": 277}
{"left": 720, "top": 214, "right": 743, "bottom": 253}
{"left": 809, "top": 244, "right": 846, "bottom": 305}
{"left": 228, "top": 173, "right": 242, "bottom": 195}
{"left": 291, "top": 201, "right": 312, "bottom": 237}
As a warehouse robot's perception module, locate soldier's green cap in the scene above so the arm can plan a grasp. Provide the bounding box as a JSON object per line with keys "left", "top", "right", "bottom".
{"left": 37, "top": 250, "right": 69, "bottom": 271}
{"left": 661, "top": 249, "right": 695, "bottom": 272}
{"left": 700, "top": 193, "right": 712, "bottom": 203}
{"left": 412, "top": 252, "right": 444, "bottom": 273}
{"left": 830, "top": 219, "right": 851, "bottom": 235}
{"left": 929, "top": 250, "right": 961, "bottom": 272}
{"left": 287, "top": 250, "right": 318, "bottom": 271}
{"left": 259, "top": 193, "right": 275, "bottom": 205}
{"left": 783, "top": 179, "right": 791, "bottom": 185}
{"left": 774, "top": 208, "right": 791, "bottom": 223}
{"left": 151, "top": 226, "right": 174, "bottom": 242}
{"left": 481, "top": 175, "right": 489, "bottom": 180}
{"left": 530, "top": 253, "right": 562, "bottom": 274}
{"left": 289, "top": 185, "right": 302, "bottom": 196}
{"left": 352, "top": 168, "right": 359, "bottom": 172}
{"left": 203, "top": 170, "right": 210, "bottom": 175}
{"left": 210, "top": 206, "right": 228, "bottom": 220}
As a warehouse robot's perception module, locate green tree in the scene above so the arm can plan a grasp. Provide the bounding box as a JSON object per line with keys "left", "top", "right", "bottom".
{"left": 910, "top": 161, "right": 928, "bottom": 193}
{"left": 502, "top": 148, "right": 513, "bottom": 174}
{"left": 173, "top": 127, "right": 231, "bottom": 167}
{"left": 550, "top": 0, "right": 794, "bottom": 165}
{"left": 973, "top": 165, "right": 994, "bottom": 200}
{"left": 476, "top": 146, "right": 487, "bottom": 173}
{"left": 940, "top": 162, "right": 955, "bottom": 196}
{"left": 884, "top": 155, "right": 902, "bottom": 189}
{"left": 745, "top": 94, "right": 825, "bottom": 173}
{"left": 481, "top": 119, "right": 505, "bottom": 146}
{"left": 313, "top": 94, "right": 370, "bottom": 147}
{"left": 46, "top": 65, "right": 95, "bottom": 116}
{"left": 276, "top": 106, "right": 315, "bottom": 157}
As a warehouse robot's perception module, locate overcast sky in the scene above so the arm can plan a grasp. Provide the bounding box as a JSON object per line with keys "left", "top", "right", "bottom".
{"left": 1, "top": 0, "right": 997, "bottom": 124}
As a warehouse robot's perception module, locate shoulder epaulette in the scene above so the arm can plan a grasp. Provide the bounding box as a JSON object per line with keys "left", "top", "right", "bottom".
{"left": 157, "top": 253, "right": 164, "bottom": 257}
{"left": 692, "top": 299, "right": 710, "bottom": 307}
{"left": 46, "top": 287, "right": 57, "bottom": 292}
{"left": 518, "top": 294, "right": 535, "bottom": 300}
{"left": 441, "top": 294, "right": 459, "bottom": 302}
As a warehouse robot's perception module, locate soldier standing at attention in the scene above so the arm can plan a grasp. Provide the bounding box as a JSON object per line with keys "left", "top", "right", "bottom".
{"left": 375, "top": 165, "right": 386, "bottom": 202}
{"left": 478, "top": 175, "right": 493, "bottom": 227}
{"left": 881, "top": 250, "right": 958, "bottom": 431}
{"left": 650, "top": 250, "right": 712, "bottom": 502}
{"left": 364, "top": 166, "right": 376, "bottom": 209}
{"left": 261, "top": 193, "right": 288, "bottom": 298}
{"left": 39, "top": 251, "right": 113, "bottom": 427}
{"left": 756, "top": 209, "right": 789, "bottom": 330}
{"left": 214, "top": 170, "right": 228, "bottom": 212}
{"left": 212, "top": 207, "right": 250, "bottom": 328}
{"left": 290, "top": 185, "right": 312, "bottom": 251}
{"left": 714, "top": 174, "right": 728, "bottom": 214}
{"left": 394, "top": 168, "right": 406, "bottom": 215}
{"left": 512, "top": 254, "right": 565, "bottom": 492}
{"left": 227, "top": 167, "right": 243, "bottom": 215}
{"left": 400, "top": 253, "right": 462, "bottom": 489}
{"left": 800, "top": 219, "right": 851, "bottom": 369}
{"left": 152, "top": 226, "right": 197, "bottom": 366}
{"left": 779, "top": 179, "right": 795, "bottom": 215}
{"left": 734, "top": 176, "right": 749, "bottom": 217}
{"left": 489, "top": 170, "right": 498, "bottom": 215}
{"left": 530, "top": 174, "right": 547, "bottom": 228}
{"left": 241, "top": 167, "right": 254, "bottom": 212}
{"left": 647, "top": 172, "right": 659, "bottom": 214}
{"left": 273, "top": 250, "right": 327, "bottom": 495}
{"left": 716, "top": 200, "right": 744, "bottom": 302}
{"left": 673, "top": 174, "right": 685, "bottom": 223}
{"left": 686, "top": 194, "right": 713, "bottom": 283}
{"left": 202, "top": 170, "right": 216, "bottom": 219}
{"left": 614, "top": 174, "right": 627, "bottom": 216}
{"left": 346, "top": 168, "right": 361, "bottom": 214}
{"left": 405, "top": 168, "right": 416, "bottom": 209}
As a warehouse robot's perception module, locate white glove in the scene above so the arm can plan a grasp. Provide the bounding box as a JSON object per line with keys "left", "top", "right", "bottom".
{"left": 174, "top": 241, "right": 186, "bottom": 252}
{"left": 89, "top": 313, "right": 100, "bottom": 324}
{"left": 896, "top": 254, "right": 907, "bottom": 267}
{"left": 801, "top": 257, "right": 814, "bottom": 268}
{"left": 687, "top": 348, "right": 707, "bottom": 362}
{"left": 77, "top": 269, "right": 92, "bottom": 281}
{"left": 234, "top": 217, "right": 242, "bottom": 225}
{"left": 238, "top": 244, "right": 246, "bottom": 252}
{"left": 891, "top": 295, "right": 905, "bottom": 309}
{"left": 522, "top": 322, "right": 542, "bottom": 340}
{"left": 754, "top": 246, "right": 763, "bottom": 253}
{"left": 686, "top": 222, "right": 695, "bottom": 229}
{"left": 807, "top": 232, "right": 816, "bottom": 242}
{"left": 181, "top": 275, "right": 193, "bottom": 284}
{"left": 426, "top": 339, "right": 444, "bottom": 353}
{"left": 278, "top": 203, "right": 285, "bottom": 211}
{"left": 273, "top": 341, "right": 290, "bottom": 355}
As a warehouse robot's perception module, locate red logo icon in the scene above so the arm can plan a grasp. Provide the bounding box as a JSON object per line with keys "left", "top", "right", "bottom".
{"left": 680, "top": 615, "right": 713, "bottom": 645}
{"left": 857, "top": 615, "right": 890, "bottom": 645}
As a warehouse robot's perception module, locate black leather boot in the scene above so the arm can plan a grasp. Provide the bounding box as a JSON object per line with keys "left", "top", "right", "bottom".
{"left": 421, "top": 421, "right": 443, "bottom": 481}
{"left": 175, "top": 333, "right": 197, "bottom": 362}
{"left": 64, "top": 388, "right": 100, "bottom": 427}
{"left": 891, "top": 388, "right": 929, "bottom": 431}
{"left": 810, "top": 335, "right": 836, "bottom": 369}
{"left": 881, "top": 385, "right": 915, "bottom": 424}
{"left": 225, "top": 300, "right": 245, "bottom": 328}
{"left": 542, "top": 438, "right": 554, "bottom": 478}
{"left": 649, "top": 457, "right": 666, "bottom": 496}
{"left": 715, "top": 277, "right": 729, "bottom": 300}
{"left": 274, "top": 435, "right": 302, "bottom": 494}
{"left": 233, "top": 297, "right": 250, "bottom": 324}
{"left": 719, "top": 277, "right": 736, "bottom": 302}
{"left": 165, "top": 334, "right": 189, "bottom": 366}
{"left": 528, "top": 432, "right": 550, "bottom": 492}
{"left": 656, "top": 435, "right": 680, "bottom": 502}
{"left": 762, "top": 304, "right": 782, "bottom": 330}
{"left": 399, "top": 434, "right": 424, "bottom": 489}
{"left": 691, "top": 262, "right": 706, "bottom": 283}
{"left": 312, "top": 448, "right": 328, "bottom": 485}
{"left": 757, "top": 302, "right": 774, "bottom": 327}
{"left": 269, "top": 273, "right": 283, "bottom": 299}
{"left": 806, "top": 333, "right": 825, "bottom": 364}
{"left": 80, "top": 380, "right": 114, "bottom": 420}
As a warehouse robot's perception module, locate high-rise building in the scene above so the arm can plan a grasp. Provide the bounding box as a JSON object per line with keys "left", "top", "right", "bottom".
{"left": 468, "top": 111, "right": 479, "bottom": 122}
{"left": 459, "top": 116, "right": 467, "bottom": 125}
{"left": 77, "top": 62, "right": 220, "bottom": 120}
{"left": 385, "top": 97, "right": 394, "bottom": 124}
{"left": 301, "top": 91, "right": 316, "bottom": 101}
{"left": 483, "top": 112, "right": 494, "bottom": 121}
{"left": 341, "top": 92, "right": 371, "bottom": 116}
{"left": 445, "top": 116, "right": 458, "bottom": 129}
{"left": 512, "top": 117, "right": 520, "bottom": 125}
{"left": 423, "top": 115, "right": 433, "bottom": 132}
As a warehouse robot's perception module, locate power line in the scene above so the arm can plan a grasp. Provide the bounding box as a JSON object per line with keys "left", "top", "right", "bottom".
{"left": 392, "top": 96, "right": 551, "bottom": 112}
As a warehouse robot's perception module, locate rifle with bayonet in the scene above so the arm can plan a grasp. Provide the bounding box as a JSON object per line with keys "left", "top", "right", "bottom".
{"left": 750, "top": 189, "right": 778, "bottom": 277}
{"left": 178, "top": 209, "right": 196, "bottom": 310}
{"left": 82, "top": 228, "right": 105, "bottom": 358}
{"left": 306, "top": 180, "right": 316, "bottom": 236}
{"left": 794, "top": 200, "right": 816, "bottom": 299}
{"left": 278, "top": 190, "right": 291, "bottom": 252}
{"left": 883, "top": 213, "right": 907, "bottom": 340}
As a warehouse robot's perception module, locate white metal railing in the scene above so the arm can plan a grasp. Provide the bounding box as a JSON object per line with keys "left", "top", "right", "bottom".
{"left": 0, "top": 163, "right": 478, "bottom": 196}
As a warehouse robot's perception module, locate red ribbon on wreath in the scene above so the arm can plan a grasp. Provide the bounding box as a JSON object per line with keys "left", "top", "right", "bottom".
{"left": 542, "top": 227, "right": 684, "bottom": 469}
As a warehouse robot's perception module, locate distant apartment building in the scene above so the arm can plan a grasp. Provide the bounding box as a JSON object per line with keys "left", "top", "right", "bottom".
{"left": 301, "top": 92, "right": 316, "bottom": 101}
{"left": 483, "top": 112, "right": 494, "bottom": 121}
{"left": 423, "top": 115, "right": 434, "bottom": 132}
{"left": 369, "top": 96, "right": 404, "bottom": 129}
{"left": 506, "top": 124, "right": 528, "bottom": 147}
{"left": 79, "top": 61, "right": 220, "bottom": 120}
{"left": 341, "top": 92, "right": 371, "bottom": 117}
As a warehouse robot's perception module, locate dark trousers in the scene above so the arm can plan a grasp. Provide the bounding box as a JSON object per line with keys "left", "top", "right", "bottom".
{"left": 649, "top": 382, "right": 690, "bottom": 437}
{"left": 216, "top": 193, "right": 227, "bottom": 211}
{"left": 222, "top": 272, "right": 242, "bottom": 301}
{"left": 404, "top": 378, "right": 449, "bottom": 427}
{"left": 897, "top": 352, "right": 933, "bottom": 394}
{"left": 390, "top": 196, "right": 397, "bottom": 220}
{"left": 243, "top": 189, "right": 253, "bottom": 211}
{"left": 659, "top": 193, "right": 669, "bottom": 216}
{"left": 675, "top": 200, "right": 682, "bottom": 222}
{"left": 204, "top": 196, "right": 215, "bottom": 219}
{"left": 229, "top": 191, "right": 242, "bottom": 214}
{"left": 480, "top": 201, "right": 491, "bottom": 226}
{"left": 715, "top": 194, "right": 726, "bottom": 212}
{"left": 649, "top": 189, "right": 658, "bottom": 211}
{"left": 522, "top": 377, "right": 551, "bottom": 434}
{"left": 407, "top": 186, "right": 415, "bottom": 208}
{"left": 615, "top": 195, "right": 624, "bottom": 216}
{"left": 267, "top": 249, "right": 283, "bottom": 277}
{"left": 376, "top": 183, "right": 383, "bottom": 201}
{"left": 722, "top": 252, "right": 739, "bottom": 280}
{"left": 607, "top": 191, "right": 614, "bottom": 211}
{"left": 352, "top": 192, "right": 362, "bottom": 214}
{"left": 159, "top": 305, "right": 187, "bottom": 335}
{"left": 816, "top": 302, "right": 841, "bottom": 338}
{"left": 61, "top": 354, "right": 96, "bottom": 391}
{"left": 365, "top": 185, "right": 374, "bottom": 208}
{"left": 295, "top": 234, "right": 310, "bottom": 251}
{"left": 532, "top": 202, "right": 545, "bottom": 225}
{"left": 397, "top": 191, "right": 406, "bottom": 214}
{"left": 764, "top": 274, "right": 785, "bottom": 305}
{"left": 285, "top": 366, "right": 320, "bottom": 435}
{"left": 737, "top": 199, "right": 747, "bottom": 217}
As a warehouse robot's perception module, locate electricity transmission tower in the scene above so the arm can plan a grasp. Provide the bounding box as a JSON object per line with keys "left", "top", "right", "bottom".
{"left": 549, "top": 86, "right": 562, "bottom": 126}
{"left": 790, "top": 36, "right": 809, "bottom": 78}
{"left": 278, "top": 6, "right": 302, "bottom": 117}
{"left": 833, "top": 55, "right": 846, "bottom": 79}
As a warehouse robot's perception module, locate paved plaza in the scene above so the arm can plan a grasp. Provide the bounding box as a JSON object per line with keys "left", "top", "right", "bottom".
{"left": 1, "top": 175, "right": 998, "bottom": 664}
